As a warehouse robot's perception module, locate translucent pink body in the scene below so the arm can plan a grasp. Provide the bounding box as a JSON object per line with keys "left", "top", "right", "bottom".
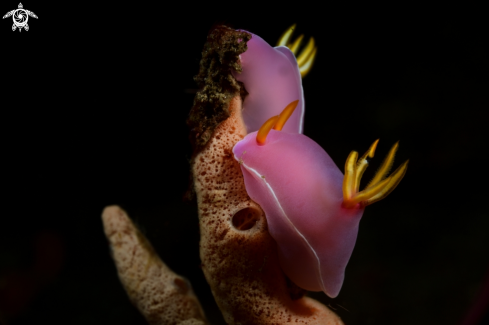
{"left": 233, "top": 130, "right": 364, "bottom": 297}
{"left": 232, "top": 32, "right": 304, "bottom": 134}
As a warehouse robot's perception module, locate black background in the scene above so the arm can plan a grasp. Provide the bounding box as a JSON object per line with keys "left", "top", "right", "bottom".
{"left": 0, "top": 2, "right": 488, "bottom": 325}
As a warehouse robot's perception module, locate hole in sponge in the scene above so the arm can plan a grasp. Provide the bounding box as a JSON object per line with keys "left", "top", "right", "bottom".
{"left": 232, "top": 207, "right": 261, "bottom": 231}
{"left": 173, "top": 277, "right": 189, "bottom": 294}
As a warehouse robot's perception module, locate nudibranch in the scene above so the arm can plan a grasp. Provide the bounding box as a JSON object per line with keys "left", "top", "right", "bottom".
{"left": 233, "top": 25, "right": 316, "bottom": 134}
{"left": 232, "top": 101, "right": 408, "bottom": 298}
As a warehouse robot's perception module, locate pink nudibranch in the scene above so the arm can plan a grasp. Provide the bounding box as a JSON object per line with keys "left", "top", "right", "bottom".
{"left": 232, "top": 31, "right": 305, "bottom": 134}
{"left": 233, "top": 130, "right": 359, "bottom": 297}
{"left": 232, "top": 102, "right": 408, "bottom": 298}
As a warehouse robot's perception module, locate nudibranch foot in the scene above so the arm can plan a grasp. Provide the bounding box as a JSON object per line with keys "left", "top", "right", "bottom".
{"left": 342, "top": 140, "right": 409, "bottom": 208}
{"left": 277, "top": 24, "right": 317, "bottom": 77}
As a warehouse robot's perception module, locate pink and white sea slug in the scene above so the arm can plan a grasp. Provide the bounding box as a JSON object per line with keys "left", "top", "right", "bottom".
{"left": 232, "top": 101, "right": 408, "bottom": 298}
{"left": 232, "top": 30, "right": 305, "bottom": 134}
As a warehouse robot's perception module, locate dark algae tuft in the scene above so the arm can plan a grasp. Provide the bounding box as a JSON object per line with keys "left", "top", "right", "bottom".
{"left": 187, "top": 25, "right": 250, "bottom": 153}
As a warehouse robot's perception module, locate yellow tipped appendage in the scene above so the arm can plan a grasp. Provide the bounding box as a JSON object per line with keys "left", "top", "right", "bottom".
{"left": 256, "top": 116, "right": 279, "bottom": 145}
{"left": 342, "top": 140, "right": 408, "bottom": 208}
{"left": 256, "top": 100, "right": 299, "bottom": 145}
{"left": 277, "top": 24, "right": 317, "bottom": 78}
{"left": 273, "top": 100, "right": 299, "bottom": 131}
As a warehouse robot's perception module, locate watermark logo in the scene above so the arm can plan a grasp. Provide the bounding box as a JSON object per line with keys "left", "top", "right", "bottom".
{"left": 3, "top": 3, "right": 37, "bottom": 32}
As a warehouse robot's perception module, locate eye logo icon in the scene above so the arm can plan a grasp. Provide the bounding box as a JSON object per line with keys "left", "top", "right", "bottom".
{"left": 3, "top": 3, "right": 37, "bottom": 32}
